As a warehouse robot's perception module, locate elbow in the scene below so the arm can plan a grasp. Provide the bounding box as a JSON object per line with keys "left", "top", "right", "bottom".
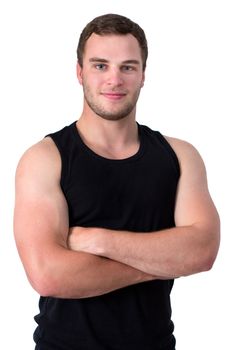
{"left": 198, "top": 253, "right": 217, "bottom": 273}
{"left": 183, "top": 234, "right": 220, "bottom": 277}
{"left": 182, "top": 252, "right": 217, "bottom": 277}
{"left": 195, "top": 234, "right": 220, "bottom": 274}
{"left": 28, "top": 270, "right": 58, "bottom": 297}
{"left": 201, "top": 244, "right": 220, "bottom": 272}
{"left": 27, "top": 264, "right": 86, "bottom": 299}
{"left": 25, "top": 258, "right": 63, "bottom": 297}
{"left": 194, "top": 220, "right": 221, "bottom": 274}
{"left": 205, "top": 226, "right": 221, "bottom": 272}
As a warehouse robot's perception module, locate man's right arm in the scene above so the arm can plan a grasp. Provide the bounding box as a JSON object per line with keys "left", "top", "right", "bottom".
{"left": 14, "top": 137, "right": 155, "bottom": 299}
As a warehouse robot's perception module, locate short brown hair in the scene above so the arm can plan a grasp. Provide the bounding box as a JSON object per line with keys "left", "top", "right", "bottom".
{"left": 77, "top": 13, "right": 148, "bottom": 71}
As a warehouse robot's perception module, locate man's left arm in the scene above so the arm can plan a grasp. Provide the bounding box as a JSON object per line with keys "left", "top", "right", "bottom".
{"left": 68, "top": 138, "right": 220, "bottom": 278}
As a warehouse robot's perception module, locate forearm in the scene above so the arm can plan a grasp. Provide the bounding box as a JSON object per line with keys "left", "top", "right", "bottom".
{"left": 29, "top": 244, "right": 156, "bottom": 299}
{"left": 97, "top": 226, "right": 209, "bottom": 277}
{"left": 70, "top": 224, "right": 219, "bottom": 278}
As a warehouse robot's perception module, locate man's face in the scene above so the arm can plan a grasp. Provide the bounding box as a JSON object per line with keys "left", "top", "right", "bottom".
{"left": 77, "top": 33, "right": 145, "bottom": 121}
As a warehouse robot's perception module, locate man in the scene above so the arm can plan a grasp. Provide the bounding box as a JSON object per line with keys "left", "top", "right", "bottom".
{"left": 14, "top": 13, "right": 220, "bottom": 350}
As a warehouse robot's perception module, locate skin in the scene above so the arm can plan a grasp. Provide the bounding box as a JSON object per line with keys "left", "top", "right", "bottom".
{"left": 68, "top": 137, "right": 220, "bottom": 278}
{"left": 14, "top": 33, "right": 220, "bottom": 299}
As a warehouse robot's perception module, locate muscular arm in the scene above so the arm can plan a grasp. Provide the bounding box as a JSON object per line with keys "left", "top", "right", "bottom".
{"left": 13, "top": 138, "right": 156, "bottom": 299}
{"left": 69, "top": 138, "right": 220, "bottom": 278}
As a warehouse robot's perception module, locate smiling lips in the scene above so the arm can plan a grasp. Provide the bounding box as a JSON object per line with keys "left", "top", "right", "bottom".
{"left": 101, "top": 92, "right": 127, "bottom": 100}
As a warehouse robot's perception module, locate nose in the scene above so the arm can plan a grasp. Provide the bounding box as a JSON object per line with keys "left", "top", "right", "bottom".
{"left": 106, "top": 67, "right": 123, "bottom": 86}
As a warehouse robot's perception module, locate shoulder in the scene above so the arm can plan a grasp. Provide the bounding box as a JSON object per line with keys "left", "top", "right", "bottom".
{"left": 16, "top": 137, "right": 61, "bottom": 187}
{"left": 17, "top": 137, "right": 60, "bottom": 169}
{"left": 165, "top": 135, "right": 200, "bottom": 155}
{"left": 163, "top": 136, "right": 207, "bottom": 182}
{"left": 141, "top": 125, "right": 202, "bottom": 161}
{"left": 17, "top": 120, "right": 76, "bottom": 172}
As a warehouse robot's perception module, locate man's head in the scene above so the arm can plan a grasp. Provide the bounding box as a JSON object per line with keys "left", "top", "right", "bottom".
{"left": 76, "top": 14, "right": 147, "bottom": 122}
{"left": 77, "top": 13, "right": 148, "bottom": 71}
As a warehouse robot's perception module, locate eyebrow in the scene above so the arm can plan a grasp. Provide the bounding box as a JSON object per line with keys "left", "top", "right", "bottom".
{"left": 89, "top": 57, "right": 141, "bottom": 65}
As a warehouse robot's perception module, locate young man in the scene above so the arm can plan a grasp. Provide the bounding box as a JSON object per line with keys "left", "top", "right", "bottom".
{"left": 14, "top": 13, "right": 220, "bottom": 350}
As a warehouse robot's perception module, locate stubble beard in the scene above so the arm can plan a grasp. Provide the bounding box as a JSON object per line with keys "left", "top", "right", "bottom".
{"left": 83, "top": 85, "right": 141, "bottom": 121}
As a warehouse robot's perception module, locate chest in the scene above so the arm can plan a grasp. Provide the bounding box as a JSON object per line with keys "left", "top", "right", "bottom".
{"left": 63, "top": 150, "right": 179, "bottom": 231}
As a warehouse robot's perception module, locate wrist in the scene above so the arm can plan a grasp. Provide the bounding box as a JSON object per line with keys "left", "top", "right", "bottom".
{"left": 91, "top": 228, "right": 109, "bottom": 256}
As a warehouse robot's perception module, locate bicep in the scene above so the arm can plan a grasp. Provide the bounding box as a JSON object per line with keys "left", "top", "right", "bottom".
{"left": 170, "top": 139, "right": 220, "bottom": 230}
{"left": 14, "top": 187, "right": 69, "bottom": 256}
{"left": 14, "top": 141, "right": 69, "bottom": 281}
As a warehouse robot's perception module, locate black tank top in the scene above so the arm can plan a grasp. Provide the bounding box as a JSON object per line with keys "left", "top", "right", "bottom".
{"left": 34, "top": 121, "right": 180, "bottom": 350}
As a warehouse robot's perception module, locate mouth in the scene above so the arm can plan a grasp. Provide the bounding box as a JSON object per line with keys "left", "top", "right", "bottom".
{"left": 101, "top": 92, "right": 127, "bottom": 100}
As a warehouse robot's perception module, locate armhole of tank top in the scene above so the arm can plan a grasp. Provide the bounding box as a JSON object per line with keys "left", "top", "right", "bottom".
{"left": 155, "top": 131, "right": 180, "bottom": 178}
{"left": 44, "top": 134, "right": 68, "bottom": 193}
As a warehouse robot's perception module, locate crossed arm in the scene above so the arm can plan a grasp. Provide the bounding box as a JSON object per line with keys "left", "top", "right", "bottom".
{"left": 68, "top": 138, "right": 220, "bottom": 278}
{"left": 14, "top": 138, "right": 157, "bottom": 299}
{"left": 14, "top": 136, "right": 220, "bottom": 299}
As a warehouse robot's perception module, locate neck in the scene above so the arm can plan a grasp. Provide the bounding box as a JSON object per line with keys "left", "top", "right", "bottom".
{"left": 76, "top": 112, "right": 139, "bottom": 159}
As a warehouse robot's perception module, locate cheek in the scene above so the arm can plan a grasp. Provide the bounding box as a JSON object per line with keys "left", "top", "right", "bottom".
{"left": 83, "top": 73, "right": 102, "bottom": 87}
{"left": 130, "top": 78, "right": 144, "bottom": 91}
{"left": 82, "top": 77, "right": 100, "bottom": 97}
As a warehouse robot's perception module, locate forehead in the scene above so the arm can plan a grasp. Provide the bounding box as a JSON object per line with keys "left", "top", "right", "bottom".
{"left": 83, "top": 33, "right": 142, "bottom": 63}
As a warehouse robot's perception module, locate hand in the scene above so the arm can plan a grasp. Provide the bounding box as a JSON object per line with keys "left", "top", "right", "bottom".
{"left": 68, "top": 226, "right": 104, "bottom": 255}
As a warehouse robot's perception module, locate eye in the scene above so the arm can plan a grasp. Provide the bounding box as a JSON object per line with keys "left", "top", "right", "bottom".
{"left": 121, "top": 65, "right": 135, "bottom": 72}
{"left": 95, "top": 63, "right": 107, "bottom": 70}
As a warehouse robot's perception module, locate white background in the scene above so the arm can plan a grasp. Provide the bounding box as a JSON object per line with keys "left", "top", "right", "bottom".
{"left": 0, "top": 0, "right": 232, "bottom": 349}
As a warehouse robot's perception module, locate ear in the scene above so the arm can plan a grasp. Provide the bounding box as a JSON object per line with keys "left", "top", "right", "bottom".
{"left": 76, "top": 62, "right": 83, "bottom": 85}
{"left": 141, "top": 71, "right": 145, "bottom": 88}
